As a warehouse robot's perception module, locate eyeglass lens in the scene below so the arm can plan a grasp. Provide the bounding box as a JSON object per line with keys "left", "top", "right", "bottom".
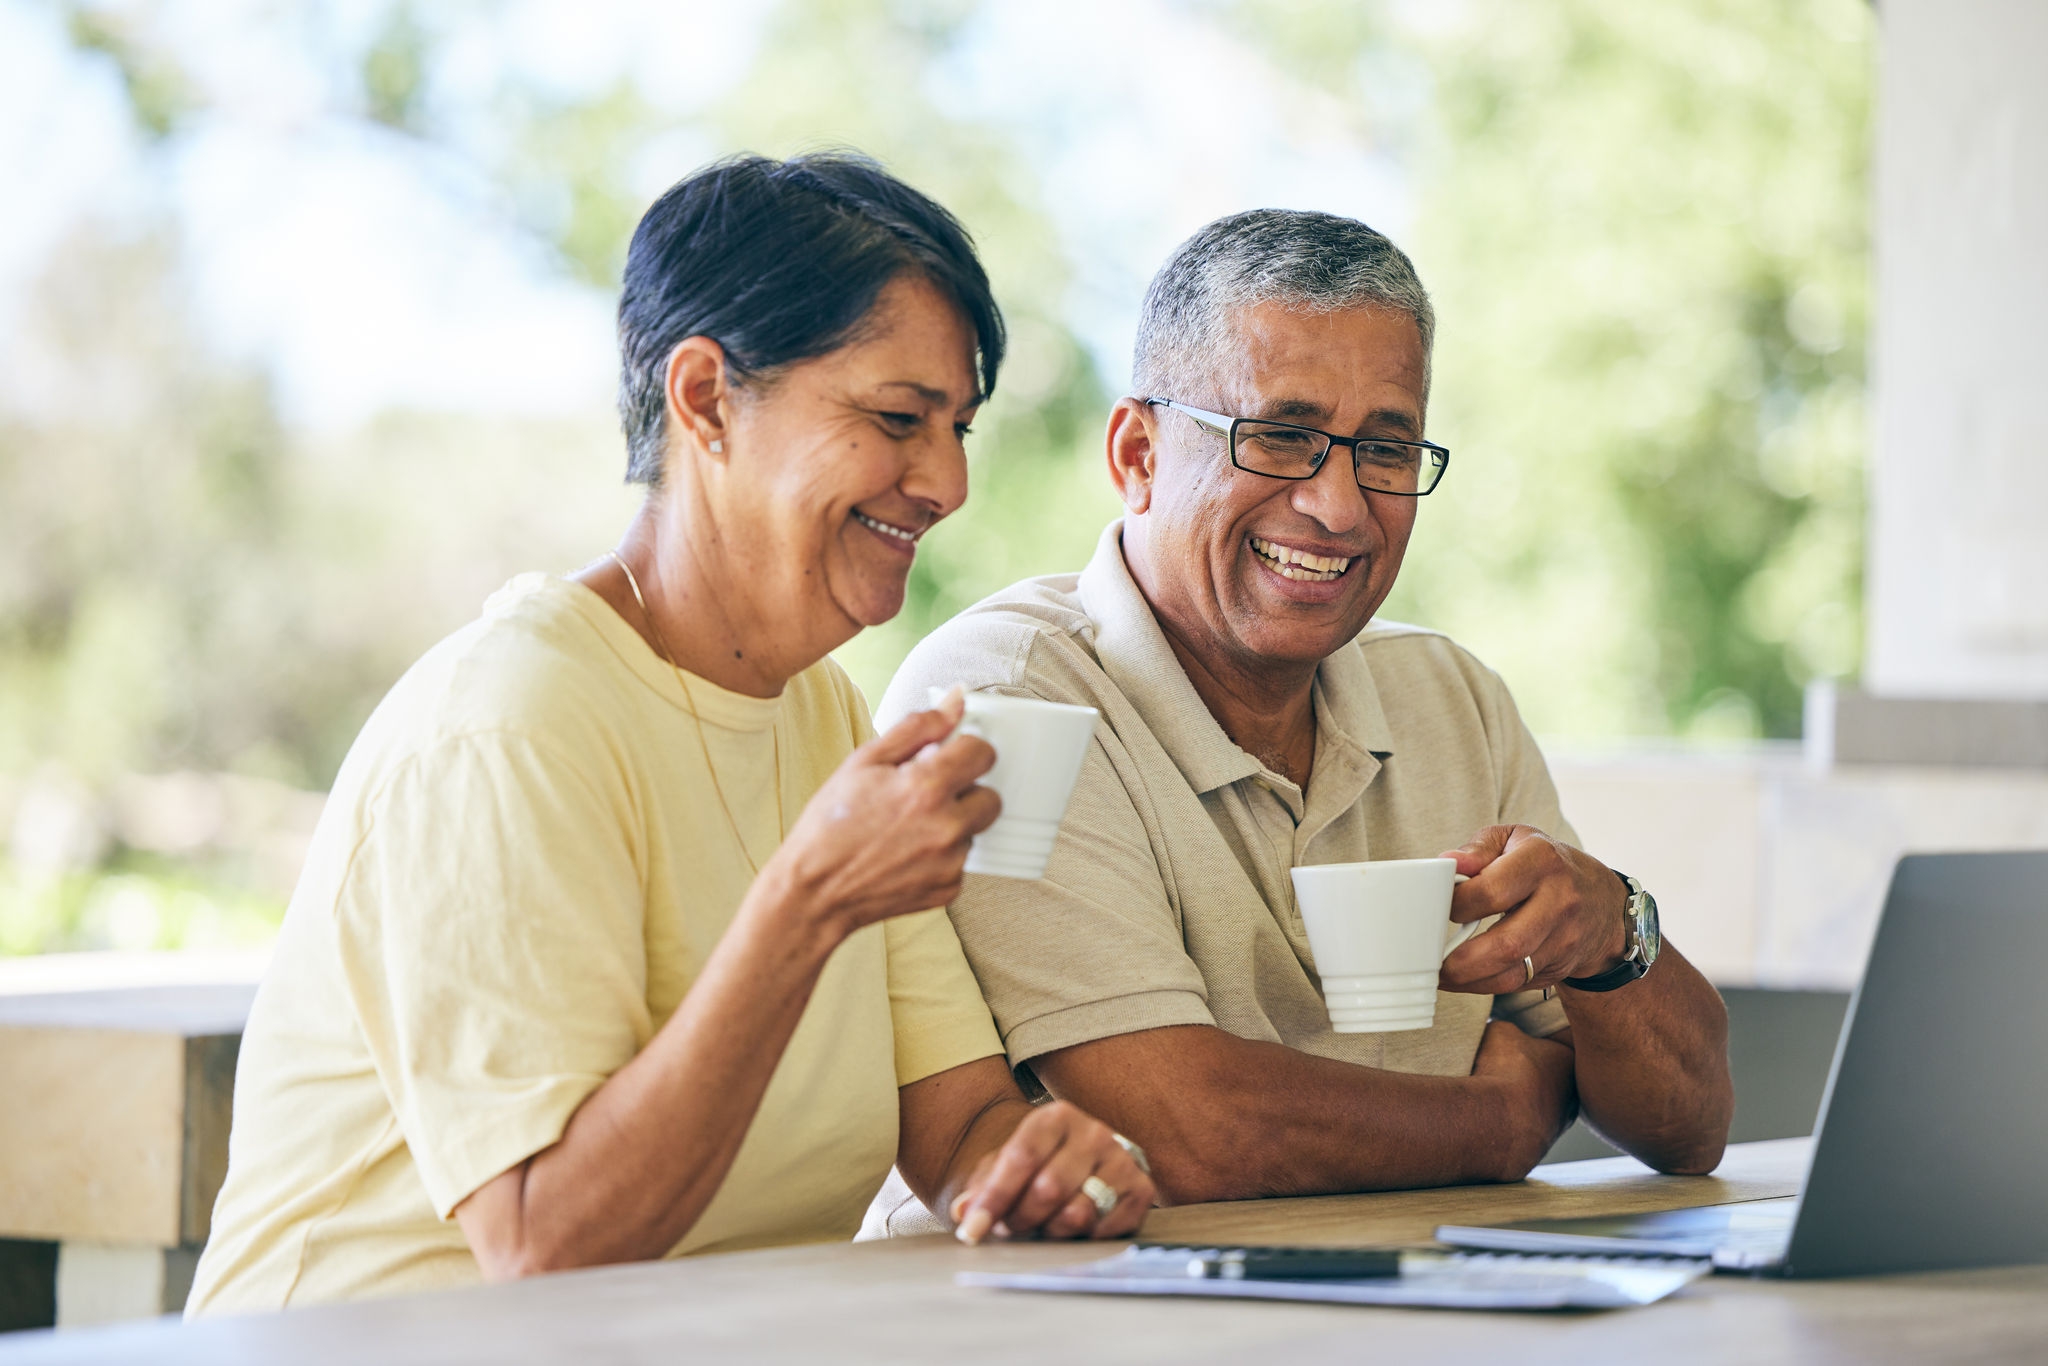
{"left": 1233, "top": 422, "right": 1440, "bottom": 494}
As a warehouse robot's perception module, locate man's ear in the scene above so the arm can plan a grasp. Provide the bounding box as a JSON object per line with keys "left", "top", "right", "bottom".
{"left": 664, "top": 336, "right": 733, "bottom": 464}
{"left": 1105, "top": 398, "right": 1158, "bottom": 515}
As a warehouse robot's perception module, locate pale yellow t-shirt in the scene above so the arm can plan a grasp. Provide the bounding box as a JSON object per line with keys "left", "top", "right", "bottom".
{"left": 186, "top": 574, "right": 1002, "bottom": 1315}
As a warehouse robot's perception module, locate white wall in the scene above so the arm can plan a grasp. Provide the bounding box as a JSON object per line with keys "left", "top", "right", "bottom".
{"left": 1866, "top": 0, "right": 2048, "bottom": 698}
{"left": 1549, "top": 750, "right": 2048, "bottom": 989}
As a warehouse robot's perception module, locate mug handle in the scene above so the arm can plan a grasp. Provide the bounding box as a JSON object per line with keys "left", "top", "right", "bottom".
{"left": 1442, "top": 873, "right": 1483, "bottom": 961}
{"left": 929, "top": 685, "right": 991, "bottom": 746}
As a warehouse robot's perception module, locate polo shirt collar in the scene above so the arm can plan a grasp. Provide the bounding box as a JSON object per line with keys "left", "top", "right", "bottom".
{"left": 1298, "top": 635, "right": 1395, "bottom": 848}
{"left": 1314, "top": 627, "right": 1396, "bottom": 762}
{"left": 1076, "top": 521, "right": 1398, "bottom": 798}
{"left": 1079, "top": 523, "right": 1257, "bottom": 795}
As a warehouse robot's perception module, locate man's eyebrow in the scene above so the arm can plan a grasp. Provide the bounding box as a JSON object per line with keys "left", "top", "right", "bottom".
{"left": 1360, "top": 407, "right": 1421, "bottom": 436}
{"left": 1254, "top": 399, "right": 1421, "bottom": 436}
{"left": 1256, "top": 398, "right": 1331, "bottom": 422}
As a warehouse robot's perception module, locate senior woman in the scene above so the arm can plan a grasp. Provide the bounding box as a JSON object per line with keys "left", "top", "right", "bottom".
{"left": 187, "top": 153, "right": 1153, "bottom": 1315}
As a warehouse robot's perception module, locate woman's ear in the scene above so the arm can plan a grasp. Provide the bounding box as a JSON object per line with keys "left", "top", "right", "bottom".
{"left": 1104, "top": 398, "right": 1157, "bottom": 515}
{"left": 664, "top": 337, "right": 733, "bottom": 463}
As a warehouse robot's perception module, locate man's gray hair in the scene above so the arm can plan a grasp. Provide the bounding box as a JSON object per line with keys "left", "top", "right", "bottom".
{"left": 1131, "top": 209, "right": 1435, "bottom": 401}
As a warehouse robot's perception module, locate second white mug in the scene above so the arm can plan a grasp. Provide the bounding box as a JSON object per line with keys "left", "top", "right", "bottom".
{"left": 1290, "top": 857, "right": 1482, "bottom": 1034}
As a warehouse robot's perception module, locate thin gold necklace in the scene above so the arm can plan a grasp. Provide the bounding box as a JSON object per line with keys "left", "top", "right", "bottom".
{"left": 606, "top": 550, "right": 783, "bottom": 876}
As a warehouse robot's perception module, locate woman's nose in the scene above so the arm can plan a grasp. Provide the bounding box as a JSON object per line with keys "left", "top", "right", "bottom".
{"left": 903, "top": 437, "right": 970, "bottom": 520}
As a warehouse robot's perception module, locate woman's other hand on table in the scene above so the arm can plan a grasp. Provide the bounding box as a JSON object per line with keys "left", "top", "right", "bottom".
{"left": 945, "top": 1100, "right": 1155, "bottom": 1244}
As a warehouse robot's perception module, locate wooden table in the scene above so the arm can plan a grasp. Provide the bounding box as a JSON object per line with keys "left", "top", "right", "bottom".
{"left": 4, "top": 1138, "right": 2044, "bottom": 1363}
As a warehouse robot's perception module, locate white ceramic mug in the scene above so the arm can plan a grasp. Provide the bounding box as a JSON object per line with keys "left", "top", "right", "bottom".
{"left": 1290, "top": 857, "right": 1482, "bottom": 1034}
{"left": 932, "top": 689, "right": 1099, "bottom": 879}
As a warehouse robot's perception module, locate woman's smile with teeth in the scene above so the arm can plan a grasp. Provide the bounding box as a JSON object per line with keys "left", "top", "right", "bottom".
{"left": 854, "top": 510, "right": 920, "bottom": 544}
{"left": 1250, "top": 535, "right": 1351, "bottom": 582}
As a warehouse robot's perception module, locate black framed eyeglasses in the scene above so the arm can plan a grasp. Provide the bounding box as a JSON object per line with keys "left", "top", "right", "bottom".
{"left": 1143, "top": 398, "right": 1450, "bottom": 497}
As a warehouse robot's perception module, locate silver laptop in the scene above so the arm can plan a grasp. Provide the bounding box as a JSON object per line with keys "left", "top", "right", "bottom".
{"left": 1437, "top": 851, "right": 2048, "bottom": 1278}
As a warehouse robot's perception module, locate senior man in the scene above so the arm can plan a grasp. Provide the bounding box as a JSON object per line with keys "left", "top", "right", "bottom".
{"left": 879, "top": 210, "right": 1733, "bottom": 1204}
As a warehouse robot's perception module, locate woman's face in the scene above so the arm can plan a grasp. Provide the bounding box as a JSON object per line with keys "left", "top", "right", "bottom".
{"left": 711, "top": 273, "right": 982, "bottom": 645}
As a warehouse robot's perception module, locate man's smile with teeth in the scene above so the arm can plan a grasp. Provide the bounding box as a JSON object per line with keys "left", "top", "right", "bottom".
{"left": 854, "top": 510, "right": 922, "bottom": 544}
{"left": 1249, "top": 535, "right": 1352, "bottom": 582}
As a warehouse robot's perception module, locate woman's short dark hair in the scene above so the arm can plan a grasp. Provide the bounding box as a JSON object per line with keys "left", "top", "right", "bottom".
{"left": 616, "top": 151, "right": 1006, "bottom": 486}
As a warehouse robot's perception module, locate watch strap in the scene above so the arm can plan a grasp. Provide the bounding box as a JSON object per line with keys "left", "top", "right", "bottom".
{"left": 1563, "top": 870, "right": 1651, "bottom": 992}
{"left": 1562, "top": 955, "right": 1650, "bottom": 992}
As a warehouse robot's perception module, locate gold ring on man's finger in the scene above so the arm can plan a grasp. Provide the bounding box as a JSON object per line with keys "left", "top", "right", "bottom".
{"left": 1080, "top": 1175, "right": 1118, "bottom": 1219}
{"left": 1523, "top": 955, "right": 1535, "bottom": 987}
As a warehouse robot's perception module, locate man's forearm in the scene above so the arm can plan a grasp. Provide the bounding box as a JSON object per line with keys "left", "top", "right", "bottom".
{"left": 1033, "top": 1024, "right": 1565, "bottom": 1204}
{"left": 1558, "top": 939, "right": 1732, "bottom": 1174}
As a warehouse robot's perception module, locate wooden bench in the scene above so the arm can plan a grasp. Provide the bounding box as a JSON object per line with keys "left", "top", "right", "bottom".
{"left": 0, "top": 984, "right": 254, "bottom": 1330}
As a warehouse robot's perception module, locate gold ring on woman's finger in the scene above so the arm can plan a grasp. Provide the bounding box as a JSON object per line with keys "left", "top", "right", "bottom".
{"left": 1523, "top": 955, "right": 1535, "bottom": 987}
{"left": 1080, "top": 1175, "right": 1118, "bottom": 1219}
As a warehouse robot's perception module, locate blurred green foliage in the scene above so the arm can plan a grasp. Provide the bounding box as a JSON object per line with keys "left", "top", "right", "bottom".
{"left": 62, "top": 3, "right": 196, "bottom": 140}
{"left": 2, "top": 0, "right": 1870, "bottom": 952}
{"left": 361, "top": 3, "right": 433, "bottom": 134}
{"left": 0, "top": 229, "right": 634, "bottom": 788}
{"left": 1384, "top": 0, "right": 1870, "bottom": 740}
{"left": 0, "top": 853, "right": 282, "bottom": 956}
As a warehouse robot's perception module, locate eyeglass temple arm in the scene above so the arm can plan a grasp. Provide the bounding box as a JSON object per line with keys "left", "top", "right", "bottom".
{"left": 1143, "top": 397, "right": 1233, "bottom": 436}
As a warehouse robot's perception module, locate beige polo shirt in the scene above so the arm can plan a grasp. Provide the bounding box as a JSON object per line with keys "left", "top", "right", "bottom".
{"left": 877, "top": 521, "right": 1571, "bottom": 1086}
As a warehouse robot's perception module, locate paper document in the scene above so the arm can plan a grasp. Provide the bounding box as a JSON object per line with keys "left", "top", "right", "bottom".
{"left": 958, "top": 1244, "right": 1710, "bottom": 1311}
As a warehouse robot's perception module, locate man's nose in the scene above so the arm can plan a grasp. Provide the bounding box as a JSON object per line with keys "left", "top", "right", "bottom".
{"left": 1290, "top": 444, "right": 1369, "bottom": 533}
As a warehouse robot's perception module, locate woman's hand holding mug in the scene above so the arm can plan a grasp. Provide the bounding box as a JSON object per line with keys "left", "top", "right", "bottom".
{"left": 768, "top": 690, "right": 1001, "bottom": 940}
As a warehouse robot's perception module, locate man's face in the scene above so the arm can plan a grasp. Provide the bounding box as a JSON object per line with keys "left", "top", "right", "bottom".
{"left": 1127, "top": 301, "right": 1430, "bottom": 676}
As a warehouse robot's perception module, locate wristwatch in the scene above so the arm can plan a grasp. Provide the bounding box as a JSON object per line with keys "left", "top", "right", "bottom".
{"left": 1563, "top": 870, "right": 1661, "bottom": 992}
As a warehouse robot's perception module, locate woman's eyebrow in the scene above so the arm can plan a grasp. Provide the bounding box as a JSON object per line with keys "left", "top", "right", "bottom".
{"left": 873, "top": 379, "right": 984, "bottom": 415}
{"left": 873, "top": 380, "right": 954, "bottom": 405}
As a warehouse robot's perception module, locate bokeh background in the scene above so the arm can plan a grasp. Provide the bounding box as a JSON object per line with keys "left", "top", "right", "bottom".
{"left": 0, "top": 0, "right": 1872, "bottom": 957}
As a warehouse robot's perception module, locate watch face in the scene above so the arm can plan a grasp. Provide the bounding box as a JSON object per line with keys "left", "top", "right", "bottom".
{"left": 1634, "top": 890, "right": 1662, "bottom": 966}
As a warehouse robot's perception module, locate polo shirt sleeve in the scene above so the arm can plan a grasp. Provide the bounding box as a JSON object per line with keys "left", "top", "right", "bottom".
{"left": 945, "top": 727, "right": 1218, "bottom": 1071}
{"left": 1477, "top": 666, "right": 1575, "bottom": 1039}
{"left": 879, "top": 622, "right": 1216, "bottom": 1074}
{"left": 332, "top": 731, "right": 650, "bottom": 1218}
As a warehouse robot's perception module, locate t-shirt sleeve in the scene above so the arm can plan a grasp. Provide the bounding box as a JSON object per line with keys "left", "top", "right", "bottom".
{"left": 832, "top": 666, "right": 1005, "bottom": 1085}
{"left": 883, "top": 909, "right": 1005, "bottom": 1086}
{"left": 1477, "top": 665, "right": 1574, "bottom": 1039}
{"left": 332, "top": 731, "right": 650, "bottom": 1218}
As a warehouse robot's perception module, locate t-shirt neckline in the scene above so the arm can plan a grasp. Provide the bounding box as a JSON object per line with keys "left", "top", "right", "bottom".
{"left": 502, "top": 573, "right": 786, "bottom": 734}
